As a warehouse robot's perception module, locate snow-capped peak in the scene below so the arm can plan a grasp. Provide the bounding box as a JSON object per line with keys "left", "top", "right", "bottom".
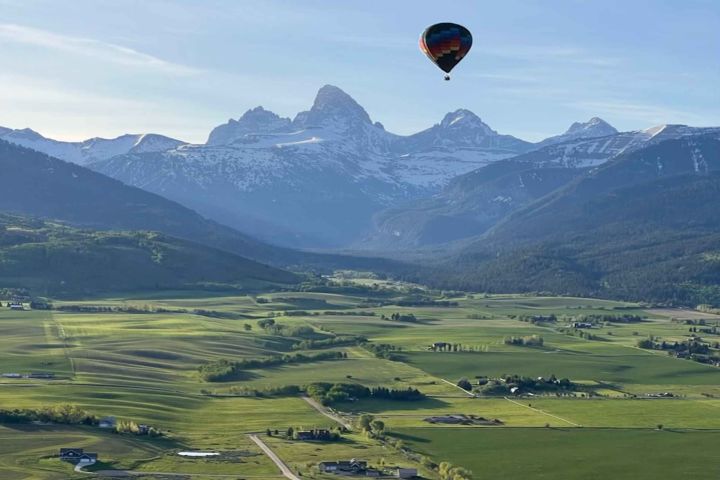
{"left": 536, "top": 117, "right": 618, "bottom": 148}
{"left": 439, "top": 109, "right": 496, "bottom": 135}
{"left": 565, "top": 117, "right": 617, "bottom": 137}
{"left": 295, "top": 84, "right": 372, "bottom": 128}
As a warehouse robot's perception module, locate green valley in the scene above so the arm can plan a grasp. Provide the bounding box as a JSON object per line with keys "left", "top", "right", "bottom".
{"left": 1, "top": 278, "right": 719, "bottom": 479}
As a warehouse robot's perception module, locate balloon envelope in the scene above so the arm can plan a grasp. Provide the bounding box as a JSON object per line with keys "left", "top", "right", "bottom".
{"left": 420, "top": 23, "right": 473, "bottom": 74}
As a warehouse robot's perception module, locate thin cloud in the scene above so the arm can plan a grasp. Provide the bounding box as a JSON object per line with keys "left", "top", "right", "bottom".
{"left": 0, "top": 23, "right": 200, "bottom": 75}
{"left": 0, "top": 74, "right": 152, "bottom": 110}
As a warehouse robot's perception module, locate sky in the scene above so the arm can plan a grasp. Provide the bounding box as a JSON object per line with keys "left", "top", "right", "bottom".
{"left": 0, "top": 0, "right": 718, "bottom": 143}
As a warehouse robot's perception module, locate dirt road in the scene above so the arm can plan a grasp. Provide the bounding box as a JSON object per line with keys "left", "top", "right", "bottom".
{"left": 249, "top": 434, "right": 301, "bottom": 480}
{"left": 301, "top": 395, "right": 353, "bottom": 430}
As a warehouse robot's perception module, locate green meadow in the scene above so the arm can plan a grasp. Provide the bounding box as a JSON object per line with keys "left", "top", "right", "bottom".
{"left": 392, "top": 428, "right": 720, "bottom": 480}
{"left": 1, "top": 282, "right": 719, "bottom": 479}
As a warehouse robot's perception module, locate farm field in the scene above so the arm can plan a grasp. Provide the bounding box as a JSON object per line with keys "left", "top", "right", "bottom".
{"left": 1, "top": 280, "right": 719, "bottom": 479}
{"left": 339, "top": 396, "right": 720, "bottom": 429}
{"left": 392, "top": 427, "right": 720, "bottom": 480}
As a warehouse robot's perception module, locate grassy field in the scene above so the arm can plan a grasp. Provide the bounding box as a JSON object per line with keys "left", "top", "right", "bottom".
{"left": 392, "top": 427, "right": 720, "bottom": 480}
{"left": 403, "top": 349, "right": 719, "bottom": 387}
{"left": 1, "top": 282, "right": 719, "bottom": 479}
{"left": 0, "top": 424, "right": 171, "bottom": 480}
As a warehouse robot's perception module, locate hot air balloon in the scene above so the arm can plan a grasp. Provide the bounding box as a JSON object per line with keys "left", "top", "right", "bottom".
{"left": 420, "top": 23, "right": 473, "bottom": 81}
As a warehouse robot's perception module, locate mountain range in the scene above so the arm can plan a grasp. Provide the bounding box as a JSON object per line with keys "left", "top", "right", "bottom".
{"left": 2, "top": 84, "right": 720, "bottom": 304}
{"left": 1, "top": 85, "right": 541, "bottom": 247}
{"left": 4, "top": 85, "right": 714, "bottom": 251}
{"left": 365, "top": 124, "right": 720, "bottom": 250}
{"left": 430, "top": 134, "right": 720, "bottom": 305}
{"left": 0, "top": 140, "right": 408, "bottom": 278}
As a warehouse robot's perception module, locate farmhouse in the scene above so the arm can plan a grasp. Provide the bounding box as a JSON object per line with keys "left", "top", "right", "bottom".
{"left": 27, "top": 372, "right": 55, "bottom": 379}
{"left": 9, "top": 303, "right": 25, "bottom": 310}
{"left": 572, "top": 322, "right": 593, "bottom": 329}
{"left": 319, "top": 459, "right": 369, "bottom": 475}
{"left": 59, "top": 448, "right": 98, "bottom": 464}
{"left": 429, "top": 342, "right": 450, "bottom": 350}
{"left": 318, "top": 460, "right": 417, "bottom": 478}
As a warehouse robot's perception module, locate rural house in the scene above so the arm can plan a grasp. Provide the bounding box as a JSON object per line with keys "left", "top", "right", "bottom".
{"left": 59, "top": 448, "right": 98, "bottom": 464}
{"left": 319, "top": 459, "right": 369, "bottom": 475}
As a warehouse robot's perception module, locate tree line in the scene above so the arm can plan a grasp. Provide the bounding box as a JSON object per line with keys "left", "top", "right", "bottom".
{"left": 198, "top": 351, "right": 346, "bottom": 382}
{"left": 306, "top": 382, "right": 425, "bottom": 405}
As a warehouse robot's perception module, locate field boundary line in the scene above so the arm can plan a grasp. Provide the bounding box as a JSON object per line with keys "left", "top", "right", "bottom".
{"left": 52, "top": 312, "right": 76, "bottom": 376}
{"left": 301, "top": 395, "right": 353, "bottom": 430}
{"left": 249, "top": 434, "right": 301, "bottom": 480}
{"left": 503, "top": 396, "right": 582, "bottom": 427}
{"left": 439, "top": 378, "right": 476, "bottom": 397}
{"left": 394, "top": 425, "right": 720, "bottom": 432}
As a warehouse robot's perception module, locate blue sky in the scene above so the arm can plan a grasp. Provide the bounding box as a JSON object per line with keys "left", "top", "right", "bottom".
{"left": 0, "top": 0, "right": 718, "bottom": 142}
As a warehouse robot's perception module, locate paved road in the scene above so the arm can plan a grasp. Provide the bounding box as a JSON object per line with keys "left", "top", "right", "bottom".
{"left": 90, "top": 469, "right": 276, "bottom": 478}
{"left": 301, "top": 396, "right": 353, "bottom": 430}
{"left": 249, "top": 434, "right": 300, "bottom": 480}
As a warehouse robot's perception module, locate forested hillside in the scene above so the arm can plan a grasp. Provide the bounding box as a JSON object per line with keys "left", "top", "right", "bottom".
{"left": 421, "top": 136, "right": 720, "bottom": 305}
{"left": 0, "top": 214, "right": 298, "bottom": 295}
